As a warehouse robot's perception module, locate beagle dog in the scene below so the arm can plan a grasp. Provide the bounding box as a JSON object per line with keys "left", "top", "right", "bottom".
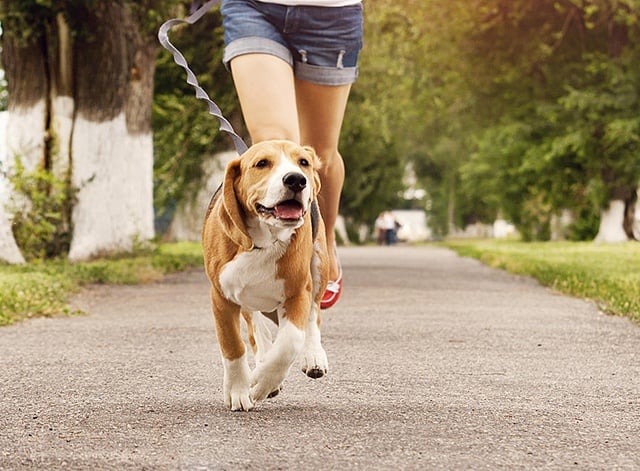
{"left": 202, "top": 140, "right": 329, "bottom": 411}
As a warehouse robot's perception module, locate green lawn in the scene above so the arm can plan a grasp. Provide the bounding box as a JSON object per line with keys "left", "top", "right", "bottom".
{"left": 443, "top": 239, "right": 640, "bottom": 322}
{"left": 0, "top": 242, "right": 203, "bottom": 326}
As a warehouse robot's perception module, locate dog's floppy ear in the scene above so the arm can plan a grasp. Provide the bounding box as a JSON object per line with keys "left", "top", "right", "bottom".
{"left": 303, "top": 146, "right": 322, "bottom": 197}
{"left": 219, "top": 158, "right": 254, "bottom": 251}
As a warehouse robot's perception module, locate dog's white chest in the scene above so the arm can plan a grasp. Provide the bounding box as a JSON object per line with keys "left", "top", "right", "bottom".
{"left": 219, "top": 248, "right": 285, "bottom": 312}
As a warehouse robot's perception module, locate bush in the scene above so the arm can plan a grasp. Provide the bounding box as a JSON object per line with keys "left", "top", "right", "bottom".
{"left": 7, "top": 159, "right": 76, "bottom": 261}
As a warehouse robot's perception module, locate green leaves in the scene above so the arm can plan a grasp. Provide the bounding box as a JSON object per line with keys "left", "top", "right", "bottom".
{"left": 152, "top": 7, "right": 241, "bottom": 218}
{"left": 7, "top": 0, "right": 638, "bottom": 240}
{"left": 436, "top": 0, "right": 640, "bottom": 239}
{"left": 6, "top": 158, "right": 76, "bottom": 261}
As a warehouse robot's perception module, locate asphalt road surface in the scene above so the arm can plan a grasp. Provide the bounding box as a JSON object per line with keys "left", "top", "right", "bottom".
{"left": 1, "top": 246, "right": 639, "bottom": 470}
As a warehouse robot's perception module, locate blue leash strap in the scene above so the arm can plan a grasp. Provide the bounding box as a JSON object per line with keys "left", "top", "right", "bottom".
{"left": 158, "top": 0, "right": 249, "bottom": 155}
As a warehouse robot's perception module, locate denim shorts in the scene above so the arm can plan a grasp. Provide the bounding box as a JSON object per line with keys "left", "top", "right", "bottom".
{"left": 221, "top": 0, "right": 363, "bottom": 86}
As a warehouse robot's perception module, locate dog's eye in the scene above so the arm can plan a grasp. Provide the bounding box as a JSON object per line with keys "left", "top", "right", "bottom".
{"left": 299, "top": 158, "right": 309, "bottom": 167}
{"left": 255, "top": 159, "right": 269, "bottom": 168}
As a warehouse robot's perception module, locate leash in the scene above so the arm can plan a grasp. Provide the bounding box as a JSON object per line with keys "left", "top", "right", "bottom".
{"left": 158, "top": 0, "right": 249, "bottom": 155}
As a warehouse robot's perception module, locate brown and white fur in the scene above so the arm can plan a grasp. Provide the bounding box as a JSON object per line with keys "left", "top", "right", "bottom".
{"left": 202, "top": 140, "right": 329, "bottom": 411}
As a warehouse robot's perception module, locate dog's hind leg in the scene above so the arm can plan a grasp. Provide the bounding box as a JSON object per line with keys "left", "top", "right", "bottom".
{"left": 242, "top": 310, "right": 259, "bottom": 357}
{"left": 302, "top": 232, "right": 329, "bottom": 378}
{"left": 243, "top": 310, "right": 274, "bottom": 365}
{"left": 301, "top": 302, "right": 328, "bottom": 379}
{"left": 243, "top": 310, "right": 282, "bottom": 398}
{"left": 250, "top": 297, "right": 308, "bottom": 403}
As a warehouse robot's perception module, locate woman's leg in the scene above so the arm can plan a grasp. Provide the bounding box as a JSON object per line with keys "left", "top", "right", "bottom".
{"left": 230, "top": 54, "right": 299, "bottom": 142}
{"left": 295, "top": 79, "right": 352, "bottom": 281}
{"left": 231, "top": 53, "right": 351, "bottom": 282}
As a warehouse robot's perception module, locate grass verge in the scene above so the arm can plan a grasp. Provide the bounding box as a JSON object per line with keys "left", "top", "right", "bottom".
{"left": 0, "top": 242, "right": 203, "bottom": 326}
{"left": 442, "top": 239, "right": 640, "bottom": 322}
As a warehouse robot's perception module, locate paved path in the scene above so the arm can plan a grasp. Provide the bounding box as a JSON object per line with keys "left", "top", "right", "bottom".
{"left": 1, "top": 246, "right": 639, "bottom": 470}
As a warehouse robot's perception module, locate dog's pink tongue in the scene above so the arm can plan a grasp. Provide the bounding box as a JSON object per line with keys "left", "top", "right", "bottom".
{"left": 275, "top": 201, "right": 303, "bottom": 220}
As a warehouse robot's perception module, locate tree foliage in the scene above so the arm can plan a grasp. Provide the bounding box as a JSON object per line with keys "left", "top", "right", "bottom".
{"left": 153, "top": 8, "right": 243, "bottom": 220}
{"left": 152, "top": 0, "right": 640, "bottom": 239}
{"left": 363, "top": 0, "right": 640, "bottom": 240}
{"left": 5, "top": 0, "right": 640, "bottom": 244}
{"left": 452, "top": 0, "right": 640, "bottom": 240}
{"left": 152, "top": 3, "right": 410, "bottom": 229}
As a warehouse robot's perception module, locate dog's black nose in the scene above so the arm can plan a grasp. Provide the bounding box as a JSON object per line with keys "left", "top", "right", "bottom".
{"left": 283, "top": 172, "right": 307, "bottom": 192}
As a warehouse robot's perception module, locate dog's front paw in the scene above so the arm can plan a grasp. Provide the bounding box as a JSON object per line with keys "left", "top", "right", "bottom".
{"left": 225, "top": 385, "right": 254, "bottom": 411}
{"left": 223, "top": 356, "right": 254, "bottom": 411}
{"left": 301, "top": 346, "right": 328, "bottom": 379}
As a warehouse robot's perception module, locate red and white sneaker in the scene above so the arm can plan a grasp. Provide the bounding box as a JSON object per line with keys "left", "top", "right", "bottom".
{"left": 321, "top": 268, "right": 342, "bottom": 310}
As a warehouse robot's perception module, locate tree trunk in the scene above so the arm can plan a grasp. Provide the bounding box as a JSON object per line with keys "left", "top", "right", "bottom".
{"left": 594, "top": 159, "right": 635, "bottom": 242}
{"left": 594, "top": 199, "right": 629, "bottom": 243}
{"left": 68, "top": 3, "right": 156, "bottom": 260}
{"left": 50, "top": 13, "right": 74, "bottom": 182}
{"left": 592, "top": 17, "right": 634, "bottom": 244}
{"left": 0, "top": 111, "right": 26, "bottom": 264}
{"left": 167, "top": 151, "right": 235, "bottom": 241}
{"left": 447, "top": 176, "right": 456, "bottom": 234}
{"left": 0, "top": 32, "right": 48, "bottom": 263}
{"left": 624, "top": 189, "right": 639, "bottom": 241}
{"left": 1, "top": 3, "right": 157, "bottom": 262}
{"left": 0, "top": 207, "right": 24, "bottom": 263}
{"left": 2, "top": 34, "right": 48, "bottom": 170}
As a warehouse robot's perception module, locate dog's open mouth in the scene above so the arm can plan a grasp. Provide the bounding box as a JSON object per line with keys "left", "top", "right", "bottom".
{"left": 257, "top": 200, "right": 304, "bottom": 221}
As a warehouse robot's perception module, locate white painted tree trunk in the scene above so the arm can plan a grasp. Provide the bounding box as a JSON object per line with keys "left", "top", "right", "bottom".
{"left": 51, "top": 14, "right": 73, "bottom": 180}
{"left": 2, "top": 5, "right": 158, "bottom": 262}
{"left": 550, "top": 209, "right": 574, "bottom": 241}
{"left": 0, "top": 208, "right": 24, "bottom": 264}
{"left": 167, "top": 151, "right": 235, "bottom": 241}
{"left": 0, "top": 124, "right": 25, "bottom": 263}
{"left": 633, "top": 190, "right": 640, "bottom": 240}
{"left": 0, "top": 103, "right": 48, "bottom": 264}
{"left": 50, "top": 96, "right": 74, "bottom": 180}
{"left": 68, "top": 114, "right": 154, "bottom": 261}
{"left": 594, "top": 199, "right": 629, "bottom": 243}
{"left": 5, "top": 103, "right": 47, "bottom": 170}
{"left": 66, "top": 3, "right": 157, "bottom": 261}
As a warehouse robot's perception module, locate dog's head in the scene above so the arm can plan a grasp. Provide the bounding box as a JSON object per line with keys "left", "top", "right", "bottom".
{"left": 220, "top": 140, "right": 322, "bottom": 250}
